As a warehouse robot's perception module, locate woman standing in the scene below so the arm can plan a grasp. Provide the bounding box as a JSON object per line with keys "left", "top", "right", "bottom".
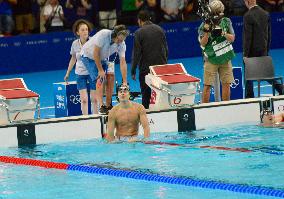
{"left": 64, "top": 19, "right": 98, "bottom": 115}
{"left": 43, "top": 0, "right": 64, "bottom": 32}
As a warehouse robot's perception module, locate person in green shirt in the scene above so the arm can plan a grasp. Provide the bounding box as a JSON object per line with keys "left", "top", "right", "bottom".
{"left": 198, "top": 0, "right": 235, "bottom": 103}
{"left": 118, "top": 0, "right": 140, "bottom": 25}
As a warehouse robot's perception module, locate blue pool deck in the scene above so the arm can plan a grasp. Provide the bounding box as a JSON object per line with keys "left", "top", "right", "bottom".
{"left": 0, "top": 49, "right": 283, "bottom": 118}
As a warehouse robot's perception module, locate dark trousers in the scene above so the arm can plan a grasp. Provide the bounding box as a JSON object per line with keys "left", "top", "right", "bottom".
{"left": 139, "top": 72, "right": 151, "bottom": 109}
{"left": 245, "top": 80, "right": 283, "bottom": 98}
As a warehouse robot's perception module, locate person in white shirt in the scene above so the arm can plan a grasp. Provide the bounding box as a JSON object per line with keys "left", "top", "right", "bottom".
{"left": 64, "top": 19, "right": 98, "bottom": 115}
{"left": 43, "top": 0, "right": 64, "bottom": 32}
{"left": 81, "top": 24, "right": 129, "bottom": 114}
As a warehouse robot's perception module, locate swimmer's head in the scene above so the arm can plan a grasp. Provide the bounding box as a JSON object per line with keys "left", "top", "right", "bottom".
{"left": 261, "top": 109, "right": 274, "bottom": 124}
{"left": 118, "top": 84, "right": 130, "bottom": 93}
{"left": 117, "top": 84, "right": 130, "bottom": 102}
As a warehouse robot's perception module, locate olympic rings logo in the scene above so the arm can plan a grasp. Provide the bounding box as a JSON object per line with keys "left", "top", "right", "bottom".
{"left": 278, "top": 105, "right": 284, "bottom": 111}
{"left": 69, "top": 95, "right": 81, "bottom": 104}
{"left": 230, "top": 79, "right": 240, "bottom": 89}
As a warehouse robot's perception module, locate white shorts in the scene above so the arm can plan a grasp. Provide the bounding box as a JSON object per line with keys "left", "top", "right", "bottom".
{"left": 107, "top": 61, "right": 115, "bottom": 74}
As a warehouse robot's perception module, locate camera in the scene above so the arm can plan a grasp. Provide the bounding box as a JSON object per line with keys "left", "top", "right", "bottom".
{"left": 211, "top": 27, "right": 222, "bottom": 37}
{"left": 197, "top": 0, "right": 224, "bottom": 37}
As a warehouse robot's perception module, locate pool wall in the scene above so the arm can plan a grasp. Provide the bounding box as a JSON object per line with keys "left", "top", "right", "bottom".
{"left": 0, "top": 96, "right": 283, "bottom": 147}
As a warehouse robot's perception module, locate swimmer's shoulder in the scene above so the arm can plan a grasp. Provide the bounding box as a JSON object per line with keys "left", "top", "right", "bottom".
{"left": 108, "top": 105, "right": 120, "bottom": 116}
{"left": 132, "top": 102, "right": 146, "bottom": 110}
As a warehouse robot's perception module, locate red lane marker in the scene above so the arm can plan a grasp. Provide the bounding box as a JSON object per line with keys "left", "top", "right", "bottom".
{"left": 199, "top": 145, "right": 252, "bottom": 153}
{"left": 0, "top": 156, "right": 69, "bottom": 169}
{"left": 144, "top": 140, "right": 181, "bottom": 146}
{"left": 143, "top": 141, "right": 252, "bottom": 153}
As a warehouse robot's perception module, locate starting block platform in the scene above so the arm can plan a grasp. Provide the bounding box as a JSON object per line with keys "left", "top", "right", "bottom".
{"left": 0, "top": 78, "right": 39, "bottom": 125}
{"left": 145, "top": 63, "right": 200, "bottom": 110}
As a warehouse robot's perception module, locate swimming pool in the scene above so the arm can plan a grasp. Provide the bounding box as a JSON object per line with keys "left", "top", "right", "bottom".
{"left": 1, "top": 124, "right": 284, "bottom": 198}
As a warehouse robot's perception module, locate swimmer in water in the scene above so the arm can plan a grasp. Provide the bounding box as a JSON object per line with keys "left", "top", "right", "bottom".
{"left": 105, "top": 84, "right": 150, "bottom": 142}
{"left": 260, "top": 109, "right": 284, "bottom": 127}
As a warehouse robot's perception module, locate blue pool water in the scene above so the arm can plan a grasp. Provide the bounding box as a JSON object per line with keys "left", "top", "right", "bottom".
{"left": 1, "top": 124, "right": 284, "bottom": 198}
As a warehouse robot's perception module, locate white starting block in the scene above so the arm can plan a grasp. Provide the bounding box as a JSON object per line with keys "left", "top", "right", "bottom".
{"left": 0, "top": 78, "right": 40, "bottom": 125}
{"left": 145, "top": 63, "right": 200, "bottom": 110}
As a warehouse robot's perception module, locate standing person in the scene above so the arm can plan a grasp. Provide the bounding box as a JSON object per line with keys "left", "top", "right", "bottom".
{"left": 12, "top": 0, "right": 34, "bottom": 34}
{"left": 37, "top": 0, "right": 49, "bottom": 33}
{"left": 160, "top": 0, "right": 184, "bottom": 22}
{"left": 118, "top": 0, "right": 140, "bottom": 26}
{"left": 257, "top": 0, "right": 284, "bottom": 12}
{"left": 81, "top": 24, "right": 129, "bottom": 114}
{"left": 198, "top": 0, "right": 235, "bottom": 103}
{"left": 106, "top": 84, "right": 150, "bottom": 142}
{"left": 65, "top": 0, "right": 93, "bottom": 24}
{"left": 0, "top": 0, "right": 16, "bottom": 36}
{"left": 43, "top": 0, "right": 65, "bottom": 32}
{"left": 131, "top": 10, "right": 168, "bottom": 109}
{"left": 243, "top": 0, "right": 283, "bottom": 98}
{"left": 97, "top": 0, "right": 117, "bottom": 29}
{"left": 136, "top": 0, "right": 162, "bottom": 24}
{"left": 64, "top": 19, "right": 98, "bottom": 115}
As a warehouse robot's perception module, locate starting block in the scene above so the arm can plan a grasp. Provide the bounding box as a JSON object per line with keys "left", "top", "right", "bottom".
{"left": 0, "top": 78, "right": 40, "bottom": 125}
{"left": 145, "top": 63, "right": 200, "bottom": 110}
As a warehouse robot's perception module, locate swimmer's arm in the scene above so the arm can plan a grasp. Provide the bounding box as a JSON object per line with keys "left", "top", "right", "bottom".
{"left": 139, "top": 105, "right": 150, "bottom": 139}
{"left": 106, "top": 110, "right": 116, "bottom": 142}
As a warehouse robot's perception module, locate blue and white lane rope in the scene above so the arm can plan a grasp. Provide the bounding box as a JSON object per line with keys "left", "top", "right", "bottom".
{"left": 67, "top": 164, "right": 284, "bottom": 198}
{"left": 1, "top": 156, "right": 284, "bottom": 198}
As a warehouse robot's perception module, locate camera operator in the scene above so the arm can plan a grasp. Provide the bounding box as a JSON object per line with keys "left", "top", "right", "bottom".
{"left": 198, "top": 0, "right": 235, "bottom": 103}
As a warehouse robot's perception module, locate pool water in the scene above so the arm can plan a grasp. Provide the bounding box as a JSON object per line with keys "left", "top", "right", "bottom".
{"left": 1, "top": 124, "right": 284, "bottom": 198}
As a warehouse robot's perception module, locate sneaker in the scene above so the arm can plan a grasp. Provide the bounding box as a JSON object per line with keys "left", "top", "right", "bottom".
{"left": 99, "top": 105, "right": 108, "bottom": 115}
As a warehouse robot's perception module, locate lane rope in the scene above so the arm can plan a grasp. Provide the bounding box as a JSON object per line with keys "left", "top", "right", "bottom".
{"left": 142, "top": 141, "right": 284, "bottom": 155}
{"left": 0, "top": 155, "right": 284, "bottom": 198}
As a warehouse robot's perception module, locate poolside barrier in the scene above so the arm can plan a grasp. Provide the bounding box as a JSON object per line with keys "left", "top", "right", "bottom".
{"left": 1, "top": 155, "right": 284, "bottom": 198}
